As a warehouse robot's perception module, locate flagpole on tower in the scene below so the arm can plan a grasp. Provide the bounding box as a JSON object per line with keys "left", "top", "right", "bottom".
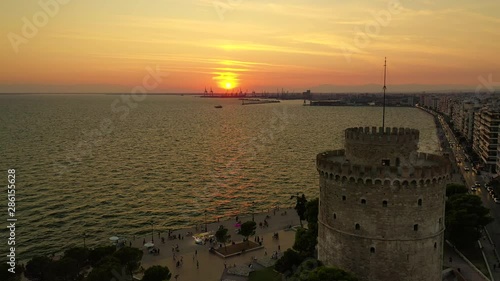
{"left": 382, "top": 57, "right": 387, "bottom": 132}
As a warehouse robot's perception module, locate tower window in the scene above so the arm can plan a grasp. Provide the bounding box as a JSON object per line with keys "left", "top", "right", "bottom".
{"left": 418, "top": 199, "right": 422, "bottom": 206}
{"left": 396, "top": 157, "right": 400, "bottom": 166}
{"left": 342, "top": 195, "right": 346, "bottom": 201}
{"left": 333, "top": 213, "right": 337, "bottom": 219}
{"left": 370, "top": 247, "right": 375, "bottom": 254}
{"left": 355, "top": 223, "right": 360, "bottom": 230}
{"left": 382, "top": 200, "right": 388, "bottom": 207}
{"left": 382, "top": 159, "right": 390, "bottom": 166}
{"left": 434, "top": 242, "right": 437, "bottom": 249}
{"left": 414, "top": 224, "right": 419, "bottom": 231}
{"left": 361, "top": 199, "right": 366, "bottom": 204}
{"left": 439, "top": 218, "right": 442, "bottom": 224}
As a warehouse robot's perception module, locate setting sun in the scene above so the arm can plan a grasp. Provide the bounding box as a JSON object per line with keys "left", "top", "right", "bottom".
{"left": 213, "top": 71, "right": 239, "bottom": 91}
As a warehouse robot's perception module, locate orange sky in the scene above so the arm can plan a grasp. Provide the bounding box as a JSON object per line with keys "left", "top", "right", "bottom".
{"left": 1, "top": 0, "right": 499, "bottom": 93}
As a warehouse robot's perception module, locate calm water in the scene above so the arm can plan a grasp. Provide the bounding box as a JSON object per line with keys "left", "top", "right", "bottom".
{"left": 0, "top": 94, "right": 439, "bottom": 260}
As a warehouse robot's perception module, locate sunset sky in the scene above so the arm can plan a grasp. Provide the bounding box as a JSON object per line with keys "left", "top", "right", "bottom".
{"left": 1, "top": 0, "right": 499, "bottom": 93}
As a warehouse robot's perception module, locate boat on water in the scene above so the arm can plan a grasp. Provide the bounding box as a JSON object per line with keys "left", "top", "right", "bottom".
{"left": 214, "top": 105, "right": 222, "bottom": 108}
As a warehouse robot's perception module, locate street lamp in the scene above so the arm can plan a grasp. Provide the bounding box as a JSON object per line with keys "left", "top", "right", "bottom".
{"left": 204, "top": 210, "right": 207, "bottom": 232}
{"left": 150, "top": 221, "right": 154, "bottom": 243}
{"left": 252, "top": 201, "right": 256, "bottom": 221}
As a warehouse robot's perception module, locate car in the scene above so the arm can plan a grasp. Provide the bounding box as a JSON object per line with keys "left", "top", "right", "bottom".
{"left": 487, "top": 187, "right": 493, "bottom": 192}
{"left": 494, "top": 198, "right": 500, "bottom": 204}
{"left": 464, "top": 167, "right": 470, "bottom": 171}
{"left": 470, "top": 186, "right": 477, "bottom": 192}
{"left": 475, "top": 182, "right": 481, "bottom": 187}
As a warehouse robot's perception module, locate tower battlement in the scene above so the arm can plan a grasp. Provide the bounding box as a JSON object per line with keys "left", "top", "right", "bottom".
{"left": 317, "top": 150, "right": 450, "bottom": 187}
{"left": 345, "top": 127, "right": 419, "bottom": 145}
{"left": 344, "top": 127, "right": 420, "bottom": 166}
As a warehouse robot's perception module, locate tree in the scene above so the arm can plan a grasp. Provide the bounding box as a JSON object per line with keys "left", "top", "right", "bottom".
{"left": 306, "top": 266, "right": 358, "bottom": 281}
{"left": 86, "top": 256, "right": 123, "bottom": 281}
{"left": 293, "top": 194, "right": 308, "bottom": 227}
{"left": 45, "top": 257, "right": 80, "bottom": 281}
{"left": 88, "top": 245, "right": 116, "bottom": 266}
{"left": 239, "top": 221, "right": 256, "bottom": 246}
{"left": 305, "top": 198, "right": 319, "bottom": 236}
{"left": 63, "top": 247, "right": 89, "bottom": 269}
{"left": 293, "top": 228, "right": 317, "bottom": 257}
{"left": 215, "top": 226, "right": 231, "bottom": 252}
{"left": 142, "top": 265, "right": 172, "bottom": 281}
{"left": 0, "top": 263, "right": 23, "bottom": 281}
{"left": 274, "top": 249, "right": 305, "bottom": 276}
{"left": 445, "top": 194, "right": 494, "bottom": 247}
{"left": 25, "top": 256, "right": 52, "bottom": 281}
{"left": 113, "top": 247, "right": 143, "bottom": 276}
{"left": 446, "top": 184, "right": 468, "bottom": 197}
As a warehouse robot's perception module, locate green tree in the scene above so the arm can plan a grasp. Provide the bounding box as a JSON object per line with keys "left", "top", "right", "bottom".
{"left": 446, "top": 184, "right": 468, "bottom": 197}
{"left": 63, "top": 247, "right": 89, "bottom": 269}
{"left": 445, "top": 194, "right": 494, "bottom": 247}
{"left": 113, "top": 247, "right": 143, "bottom": 276}
{"left": 306, "top": 266, "right": 358, "bottom": 281}
{"left": 142, "top": 265, "right": 172, "bottom": 281}
{"left": 0, "top": 263, "right": 22, "bottom": 281}
{"left": 239, "top": 221, "right": 256, "bottom": 246}
{"left": 45, "top": 257, "right": 80, "bottom": 281}
{"left": 274, "top": 249, "right": 305, "bottom": 276}
{"left": 88, "top": 245, "right": 116, "bottom": 266}
{"left": 293, "top": 194, "right": 308, "bottom": 227}
{"left": 25, "top": 256, "right": 52, "bottom": 281}
{"left": 86, "top": 256, "right": 123, "bottom": 281}
{"left": 293, "top": 228, "right": 317, "bottom": 257}
{"left": 215, "top": 226, "right": 231, "bottom": 252}
{"left": 305, "top": 198, "right": 319, "bottom": 236}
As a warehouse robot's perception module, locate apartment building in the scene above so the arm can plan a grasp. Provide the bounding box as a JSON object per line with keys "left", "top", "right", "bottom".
{"left": 473, "top": 107, "right": 500, "bottom": 173}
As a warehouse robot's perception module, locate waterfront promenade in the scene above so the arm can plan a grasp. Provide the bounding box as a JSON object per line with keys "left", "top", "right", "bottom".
{"left": 131, "top": 208, "right": 300, "bottom": 281}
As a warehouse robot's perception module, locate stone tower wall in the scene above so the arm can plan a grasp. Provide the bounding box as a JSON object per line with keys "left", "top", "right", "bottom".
{"left": 317, "top": 128, "right": 450, "bottom": 281}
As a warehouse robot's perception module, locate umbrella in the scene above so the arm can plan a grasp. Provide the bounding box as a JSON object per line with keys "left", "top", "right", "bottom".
{"left": 144, "top": 242, "right": 154, "bottom": 248}
{"left": 234, "top": 223, "right": 241, "bottom": 228}
{"left": 109, "top": 236, "right": 119, "bottom": 242}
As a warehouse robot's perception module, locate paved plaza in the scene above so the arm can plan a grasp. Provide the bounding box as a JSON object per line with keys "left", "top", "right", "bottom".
{"left": 132, "top": 208, "right": 300, "bottom": 281}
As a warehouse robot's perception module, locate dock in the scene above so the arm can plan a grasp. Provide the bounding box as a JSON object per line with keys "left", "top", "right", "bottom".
{"left": 241, "top": 98, "right": 280, "bottom": 105}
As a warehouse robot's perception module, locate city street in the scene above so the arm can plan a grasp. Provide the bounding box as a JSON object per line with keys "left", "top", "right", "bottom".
{"left": 430, "top": 108, "right": 500, "bottom": 280}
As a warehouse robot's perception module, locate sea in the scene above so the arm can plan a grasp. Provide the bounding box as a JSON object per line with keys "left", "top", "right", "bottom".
{"left": 0, "top": 94, "right": 440, "bottom": 261}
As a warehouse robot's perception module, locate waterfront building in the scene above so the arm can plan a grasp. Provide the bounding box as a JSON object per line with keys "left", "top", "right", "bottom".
{"left": 317, "top": 127, "right": 450, "bottom": 281}
{"left": 473, "top": 107, "right": 500, "bottom": 173}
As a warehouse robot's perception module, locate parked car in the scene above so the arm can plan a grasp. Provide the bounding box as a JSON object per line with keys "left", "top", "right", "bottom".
{"left": 464, "top": 167, "right": 470, "bottom": 171}
{"left": 470, "top": 186, "right": 477, "bottom": 192}
{"left": 494, "top": 198, "right": 500, "bottom": 204}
